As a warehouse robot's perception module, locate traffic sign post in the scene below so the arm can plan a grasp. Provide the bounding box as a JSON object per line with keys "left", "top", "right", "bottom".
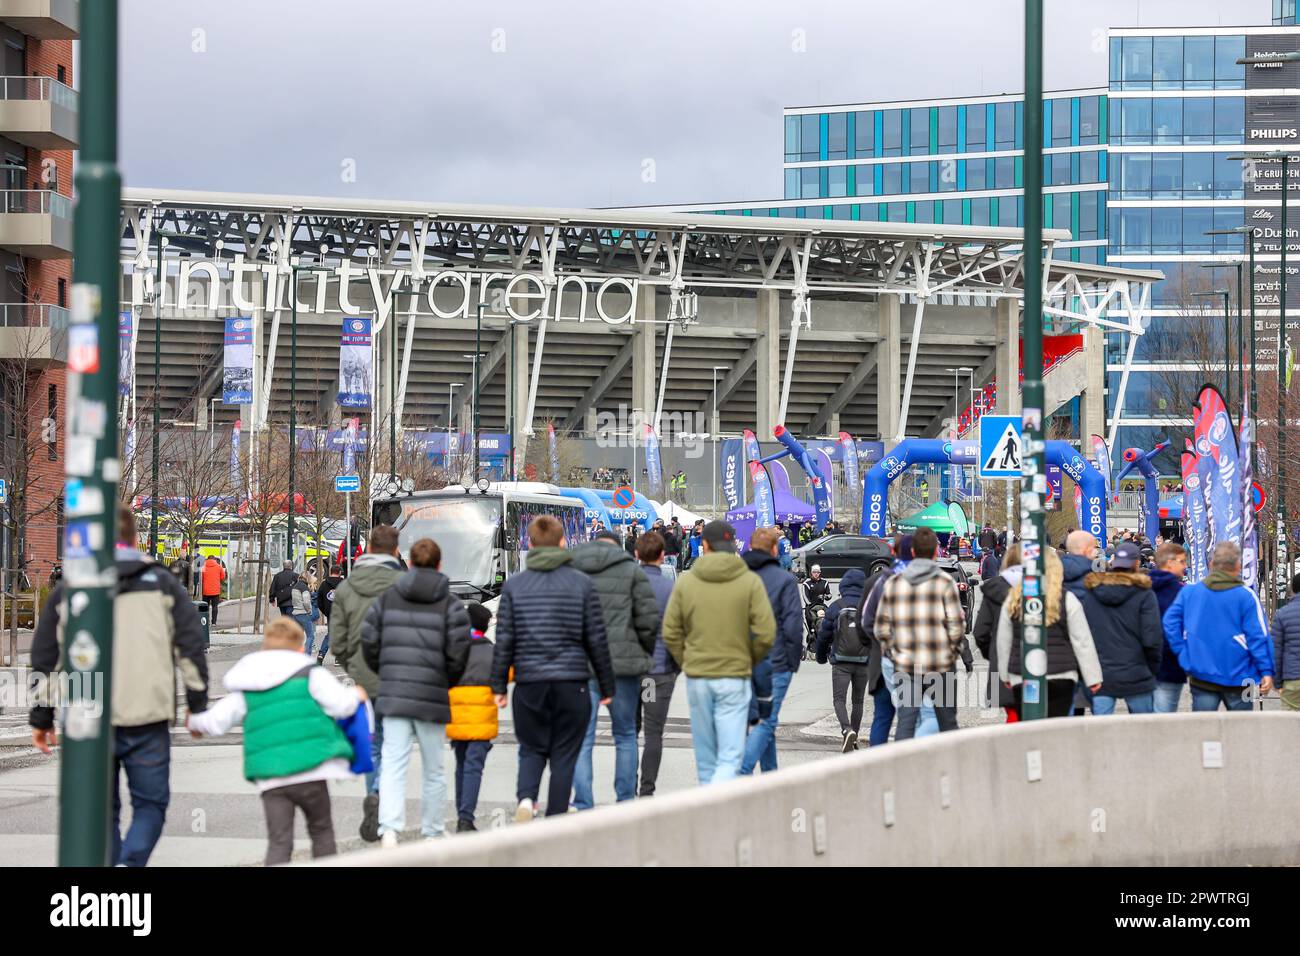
{"left": 978, "top": 415, "right": 1023, "bottom": 479}
{"left": 335, "top": 475, "right": 360, "bottom": 574}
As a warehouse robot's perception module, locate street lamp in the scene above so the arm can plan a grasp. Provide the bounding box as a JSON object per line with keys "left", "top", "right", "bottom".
{"left": 149, "top": 219, "right": 168, "bottom": 558}
{"left": 1202, "top": 257, "right": 1245, "bottom": 411}
{"left": 208, "top": 397, "right": 219, "bottom": 453}
{"left": 1191, "top": 289, "right": 1233, "bottom": 408}
{"left": 285, "top": 256, "right": 319, "bottom": 563}
{"left": 712, "top": 365, "right": 727, "bottom": 514}
{"left": 447, "top": 382, "right": 463, "bottom": 478}
{"left": 946, "top": 366, "right": 971, "bottom": 507}
{"left": 390, "top": 275, "right": 422, "bottom": 485}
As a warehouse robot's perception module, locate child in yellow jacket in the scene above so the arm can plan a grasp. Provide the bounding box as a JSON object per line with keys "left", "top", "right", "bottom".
{"left": 448, "top": 602, "right": 501, "bottom": 832}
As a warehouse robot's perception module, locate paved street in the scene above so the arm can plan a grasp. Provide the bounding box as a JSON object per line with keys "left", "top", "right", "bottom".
{"left": 0, "top": 574, "right": 1013, "bottom": 866}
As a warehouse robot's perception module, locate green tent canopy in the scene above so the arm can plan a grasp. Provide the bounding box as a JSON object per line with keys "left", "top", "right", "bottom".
{"left": 896, "top": 500, "right": 966, "bottom": 534}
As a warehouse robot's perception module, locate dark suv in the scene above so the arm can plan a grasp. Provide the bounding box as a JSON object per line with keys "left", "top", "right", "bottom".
{"left": 792, "top": 534, "right": 893, "bottom": 580}
{"left": 937, "top": 556, "right": 975, "bottom": 633}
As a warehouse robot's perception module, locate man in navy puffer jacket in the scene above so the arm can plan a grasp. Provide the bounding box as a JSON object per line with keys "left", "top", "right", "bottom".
{"left": 491, "top": 515, "right": 614, "bottom": 819}
{"left": 1148, "top": 541, "right": 1188, "bottom": 712}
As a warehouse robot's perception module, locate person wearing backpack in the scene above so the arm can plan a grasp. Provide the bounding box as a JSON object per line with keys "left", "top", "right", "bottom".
{"left": 815, "top": 567, "right": 869, "bottom": 752}
{"left": 739, "top": 527, "right": 804, "bottom": 774}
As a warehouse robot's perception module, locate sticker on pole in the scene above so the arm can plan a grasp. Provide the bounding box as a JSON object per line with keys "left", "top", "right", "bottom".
{"left": 612, "top": 486, "right": 635, "bottom": 508}
{"left": 979, "top": 415, "right": 1023, "bottom": 478}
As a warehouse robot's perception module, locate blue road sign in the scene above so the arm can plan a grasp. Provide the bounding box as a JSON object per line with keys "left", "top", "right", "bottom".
{"left": 612, "top": 485, "right": 635, "bottom": 508}
{"left": 334, "top": 474, "right": 361, "bottom": 494}
{"left": 978, "top": 415, "right": 1023, "bottom": 479}
{"left": 0, "top": 478, "right": 6, "bottom": 504}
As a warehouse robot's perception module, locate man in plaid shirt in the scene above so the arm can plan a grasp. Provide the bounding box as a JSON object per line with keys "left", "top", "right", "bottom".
{"left": 874, "top": 527, "right": 966, "bottom": 738}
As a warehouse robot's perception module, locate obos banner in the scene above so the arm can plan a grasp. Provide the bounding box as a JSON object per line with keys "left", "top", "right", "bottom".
{"left": 1091, "top": 434, "right": 1113, "bottom": 504}
{"left": 342, "top": 417, "right": 360, "bottom": 476}
{"left": 337, "top": 317, "right": 374, "bottom": 409}
{"left": 222, "top": 317, "right": 254, "bottom": 405}
{"left": 644, "top": 425, "right": 663, "bottom": 496}
{"left": 1193, "top": 385, "right": 1241, "bottom": 558}
{"left": 750, "top": 460, "right": 775, "bottom": 527}
{"left": 118, "top": 311, "right": 134, "bottom": 398}
{"left": 230, "top": 420, "right": 241, "bottom": 487}
{"left": 719, "top": 438, "right": 743, "bottom": 509}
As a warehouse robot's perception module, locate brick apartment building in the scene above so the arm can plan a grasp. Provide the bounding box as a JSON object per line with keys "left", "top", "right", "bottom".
{"left": 0, "top": 1, "right": 77, "bottom": 585}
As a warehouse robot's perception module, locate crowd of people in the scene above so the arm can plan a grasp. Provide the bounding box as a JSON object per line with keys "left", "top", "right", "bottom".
{"left": 23, "top": 501, "right": 1298, "bottom": 867}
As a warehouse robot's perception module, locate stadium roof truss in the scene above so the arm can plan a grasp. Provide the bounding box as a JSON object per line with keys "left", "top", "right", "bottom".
{"left": 119, "top": 189, "right": 1162, "bottom": 444}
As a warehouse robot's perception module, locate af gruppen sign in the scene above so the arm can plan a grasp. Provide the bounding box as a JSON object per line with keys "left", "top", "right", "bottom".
{"left": 128, "top": 259, "right": 644, "bottom": 327}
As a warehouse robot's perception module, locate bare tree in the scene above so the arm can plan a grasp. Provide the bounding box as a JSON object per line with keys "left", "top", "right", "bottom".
{"left": 154, "top": 424, "right": 235, "bottom": 561}
{"left": 236, "top": 425, "right": 290, "bottom": 633}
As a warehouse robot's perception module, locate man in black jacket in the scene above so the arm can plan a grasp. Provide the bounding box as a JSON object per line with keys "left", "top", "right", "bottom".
{"left": 30, "top": 505, "right": 208, "bottom": 867}
{"left": 569, "top": 531, "right": 659, "bottom": 809}
{"left": 314, "top": 564, "right": 344, "bottom": 665}
{"left": 1079, "top": 542, "right": 1163, "bottom": 715}
{"left": 269, "top": 560, "right": 297, "bottom": 619}
{"left": 362, "top": 538, "right": 471, "bottom": 846}
{"left": 740, "top": 527, "right": 804, "bottom": 774}
{"left": 815, "top": 566, "right": 869, "bottom": 752}
{"left": 491, "top": 515, "right": 615, "bottom": 820}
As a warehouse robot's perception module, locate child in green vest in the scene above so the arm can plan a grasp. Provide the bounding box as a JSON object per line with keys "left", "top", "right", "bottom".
{"left": 187, "top": 617, "right": 367, "bottom": 865}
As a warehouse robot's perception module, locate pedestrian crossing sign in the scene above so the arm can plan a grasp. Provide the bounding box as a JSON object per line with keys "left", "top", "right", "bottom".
{"left": 979, "top": 415, "right": 1023, "bottom": 478}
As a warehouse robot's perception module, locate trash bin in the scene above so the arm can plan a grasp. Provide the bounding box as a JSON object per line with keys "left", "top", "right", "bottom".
{"left": 194, "top": 601, "right": 210, "bottom": 649}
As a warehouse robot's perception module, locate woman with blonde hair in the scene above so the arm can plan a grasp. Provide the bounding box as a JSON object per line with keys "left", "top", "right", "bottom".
{"left": 995, "top": 547, "right": 1102, "bottom": 718}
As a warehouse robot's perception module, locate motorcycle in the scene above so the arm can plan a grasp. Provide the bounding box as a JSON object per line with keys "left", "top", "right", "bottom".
{"left": 803, "top": 601, "right": 828, "bottom": 660}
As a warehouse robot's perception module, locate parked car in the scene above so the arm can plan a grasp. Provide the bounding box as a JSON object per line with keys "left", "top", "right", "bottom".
{"left": 937, "top": 555, "right": 975, "bottom": 634}
{"left": 792, "top": 534, "right": 892, "bottom": 581}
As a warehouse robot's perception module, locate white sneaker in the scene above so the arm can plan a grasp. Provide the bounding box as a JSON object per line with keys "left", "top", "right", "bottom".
{"left": 514, "top": 798, "right": 535, "bottom": 823}
{"left": 380, "top": 830, "right": 399, "bottom": 849}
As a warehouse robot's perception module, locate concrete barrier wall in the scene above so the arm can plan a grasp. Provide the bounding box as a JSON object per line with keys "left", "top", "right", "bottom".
{"left": 322, "top": 713, "right": 1300, "bottom": 867}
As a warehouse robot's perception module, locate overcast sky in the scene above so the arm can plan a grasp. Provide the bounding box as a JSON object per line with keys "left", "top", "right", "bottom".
{"left": 119, "top": 0, "right": 1270, "bottom": 208}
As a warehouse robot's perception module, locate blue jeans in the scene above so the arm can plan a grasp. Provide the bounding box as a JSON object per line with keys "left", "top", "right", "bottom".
{"left": 882, "top": 657, "right": 937, "bottom": 735}
{"left": 572, "top": 676, "right": 641, "bottom": 810}
{"left": 741, "top": 669, "right": 793, "bottom": 774}
{"left": 1153, "top": 681, "right": 1184, "bottom": 713}
{"left": 293, "top": 613, "right": 316, "bottom": 656}
{"left": 1190, "top": 684, "right": 1254, "bottom": 712}
{"left": 364, "top": 718, "right": 384, "bottom": 794}
{"left": 868, "top": 681, "right": 896, "bottom": 746}
{"left": 378, "top": 717, "right": 447, "bottom": 838}
{"left": 1090, "top": 691, "right": 1155, "bottom": 715}
{"left": 112, "top": 722, "right": 171, "bottom": 867}
{"left": 451, "top": 740, "right": 493, "bottom": 823}
{"left": 316, "top": 620, "right": 332, "bottom": 659}
{"left": 685, "top": 676, "right": 752, "bottom": 785}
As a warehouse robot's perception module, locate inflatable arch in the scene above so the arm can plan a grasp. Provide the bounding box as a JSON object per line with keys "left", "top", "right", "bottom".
{"left": 861, "top": 439, "right": 1107, "bottom": 541}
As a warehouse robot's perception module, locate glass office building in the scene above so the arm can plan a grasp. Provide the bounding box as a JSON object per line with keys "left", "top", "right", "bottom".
{"left": 674, "top": 19, "right": 1300, "bottom": 472}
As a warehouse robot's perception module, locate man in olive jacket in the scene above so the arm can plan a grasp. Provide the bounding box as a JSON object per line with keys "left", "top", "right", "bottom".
{"left": 662, "top": 520, "right": 776, "bottom": 785}
{"left": 569, "top": 531, "right": 660, "bottom": 808}
{"left": 328, "top": 523, "right": 403, "bottom": 840}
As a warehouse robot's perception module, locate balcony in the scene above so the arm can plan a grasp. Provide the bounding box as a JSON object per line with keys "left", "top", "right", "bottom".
{"left": 0, "top": 303, "right": 67, "bottom": 363}
{"left": 0, "top": 188, "right": 72, "bottom": 257}
{"left": 0, "top": 0, "right": 77, "bottom": 39}
{"left": 0, "top": 75, "right": 77, "bottom": 149}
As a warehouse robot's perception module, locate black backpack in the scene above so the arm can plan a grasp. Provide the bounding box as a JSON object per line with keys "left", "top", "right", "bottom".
{"left": 832, "top": 606, "right": 870, "bottom": 663}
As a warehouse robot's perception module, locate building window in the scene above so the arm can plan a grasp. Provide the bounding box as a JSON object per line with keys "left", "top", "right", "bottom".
{"left": 994, "top": 102, "right": 1015, "bottom": 150}
{"left": 1051, "top": 100, "right": 1072, "bottom": 146}
{"left": 882, "top": 110, "right": 902, "bottom": 156}
{"left": 1183, "top": 36, "right": 1215, "bottom": 90}
{"left": 967, "top": 104, "right": 987, "bottom": 151}
{"left": 937, "top": 106, "right": 958, "bottom": 154}
{"left": 57, "top": 64, "right": 65, "bottom": 84}
{"left": 784, "top": 168, "right": 798, "bottom": 199}
{"left": 854, "top": 111, "right": 874, "bottom": 156}
{"left": 910, "top": 109, "right": 929, "bottom": 152}
{"left": 882, "top": 163, "right": 902, "bottom": 195}
{"left": 1152, "top": 36, "right": 1183, "bottom": 89}
{"left": 784, "top": 116, "right": 799, "bottom": 162}
{"left": 1079, "top": 97, "right": 1100, "bottom": 144}
{"left": 1213, "top": 96, "right": 1244, "bottom": 143}
{"left": 855, "top": 168, "right": 874, "bottom": 197}
{"left": 47, "top": 383, "right": 56, "bottom": 461}
{"left": 1215, "top": 36, "right": 1245, "bottom": 88}
{"left": 1119, "top": 98, "right": 1152, "bottom": 143}
{"left": 800, "top": 168, "right": 819, "bottom": 199}
{"left": 831, "top": 203, "right": 851, "bottom": 220}
{"left": 1152, "top": 97, "right": 1181, "bottom": 144}
{"left": 994, "top": 156, "right": 1015, "bottom": 188}
{"left": 910, "top": 161, "right": 929, "bottom": 194}
{"left": 1051, "top": 152, "right": 1072, "bottom": 185}
{"left": 1184, "top": 151, "right": 1213, "bottom": 195}
{"left": 1183, "top": 97, "right": 1213, "bottom": 144}
{"left": 1080, "top": 150, "right": 1099, "bottom": 184}
{"left": 1151, "top": 152, "right": 1182, "bottom": 197}
{"left": 886, "top": 202, "right": 906, "bottom": 222}
{"left": 1121, "top": 36, "right": 1153, "bottom": 89}
{"left": 998, "top": 196, "right": 1020, "bottom": 227}
{"left": 1052, "top": 193, "right": 1072, "bottom": 234}
{"left": 914, "top": 201, "right": 935, "bottom": 223}
{"left": 801, "top": 114, "right": 819, "bottom": 162}
{"left": 970, "top": 197, "right": 991, "bottom": 225}
{"left": 828, "top": 112, "right": 848, "bottom": 160}
{"left": 57, "top": 277, "right": 65, "bottom": 307}
{"left": 966, "top": 157, "right": 986, "bottom": 190}
{"left": 942, "top": 198, "right": 962, "bottom": 224}
{"left": 1079, "top": 191, "right": 1100, "bottom": 240}
{"left": 828, "top": 165, "right": 848, "bottom": 197}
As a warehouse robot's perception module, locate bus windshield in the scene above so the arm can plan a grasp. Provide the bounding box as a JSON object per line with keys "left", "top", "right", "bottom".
{"left": 392, "top": 497, "right": 502, "bottom": 586}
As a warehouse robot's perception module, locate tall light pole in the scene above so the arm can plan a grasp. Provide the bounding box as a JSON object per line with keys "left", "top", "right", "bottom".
{"left": 391, "top": 275, "right": 421, "bottom": 485}
{"left": 1019, "top": 0, "right": 1048, "bottom": 720}
{"left": 712, "top": 365, "right": 727, "bottom": 514}
{"left": 1192, "top": 290, "right": 1233, "bottom": 408}
{"left": 1201, "top": 259, "right": 1244, "bottom": 409}
{"left": 946, "top": 366, "right": 972, "bottom": 504}
{"left": 285, "top": 259, "right": 318, "bottom": 563}
{"left": 447, "top": 382, "right": 463, "bottom": 478}
{"left": 149, "top": 219, "right": 166, "bottom": 558}
{"left": 60, "top": 0, "right": 121, "bottom": 866}
{"left": 463, "top": 347, "right": 488, "bottom": 482}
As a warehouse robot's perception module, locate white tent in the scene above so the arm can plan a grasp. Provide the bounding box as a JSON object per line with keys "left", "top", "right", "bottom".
{"left": 652, "top": 499, "right": 706, "bottom": 526}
